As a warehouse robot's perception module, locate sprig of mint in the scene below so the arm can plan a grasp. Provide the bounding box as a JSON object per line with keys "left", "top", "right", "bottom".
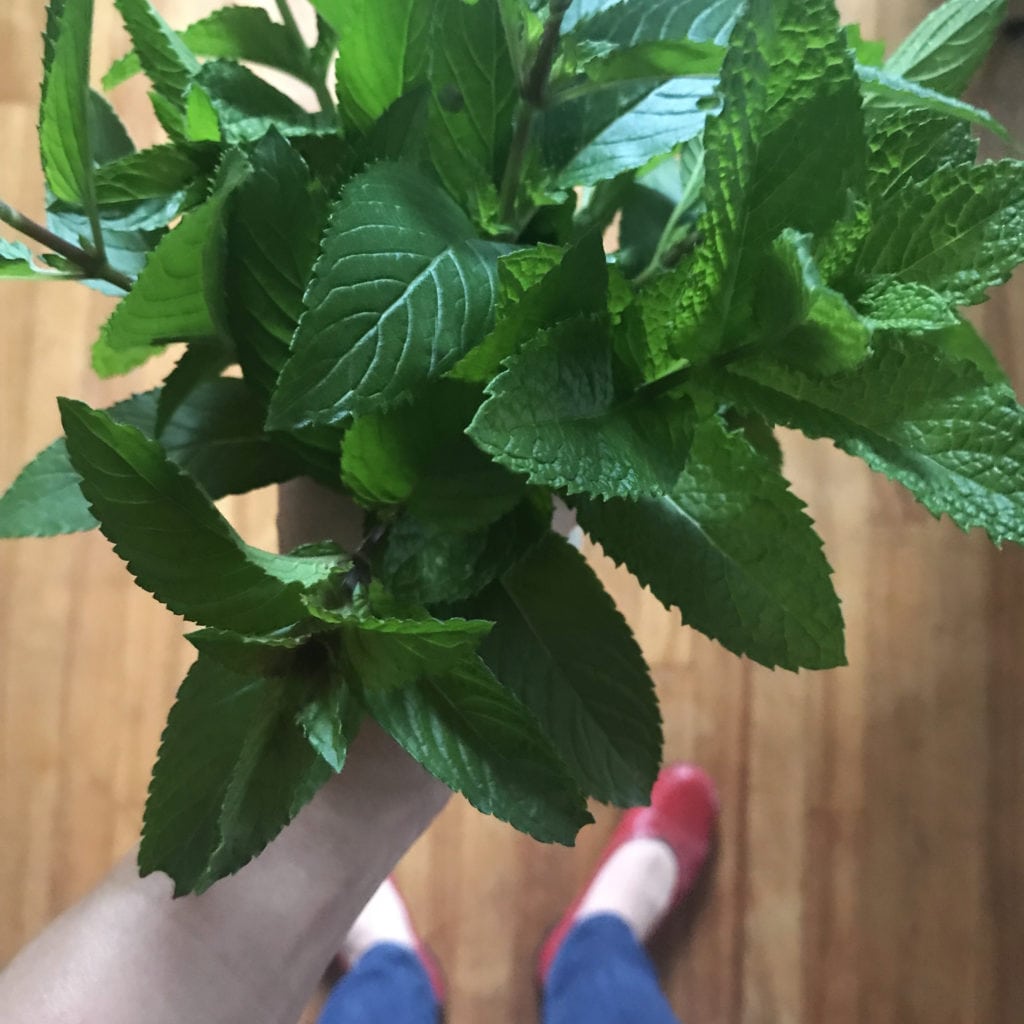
{"left": 1, "top": 0, "right": 1021, "bottom": 895}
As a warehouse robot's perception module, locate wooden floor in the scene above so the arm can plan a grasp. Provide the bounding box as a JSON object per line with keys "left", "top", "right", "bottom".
{"left": 2, "top": 2, "right": 1022, "bottom": 1022}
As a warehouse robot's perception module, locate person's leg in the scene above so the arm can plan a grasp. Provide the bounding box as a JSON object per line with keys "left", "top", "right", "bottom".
{"left": 539, "top": 765, "right": 718, "bottom": 1024}
{"left": 317, "top": 879, "right": 442, "bottom": 1024}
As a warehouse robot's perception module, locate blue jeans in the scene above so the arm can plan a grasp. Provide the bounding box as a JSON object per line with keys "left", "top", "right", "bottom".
{"left": 317, "top": 913, "right": 681, "bottom": 1024}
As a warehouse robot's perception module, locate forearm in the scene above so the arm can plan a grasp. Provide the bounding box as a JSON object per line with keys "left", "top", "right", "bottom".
{"left": 0, "top": 721, "right": 449, "bottom": 1024}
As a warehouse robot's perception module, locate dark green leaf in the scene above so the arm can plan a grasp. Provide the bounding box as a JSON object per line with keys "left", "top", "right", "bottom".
{"left": 723, "top": 340, "right": 1024, "bottom": 545}
{"left": 268, "top": 163, "right": 509, "bottom": 428}
{"left": 885, "top": 0, "right": 1005, "bottom": 98}
{"left": 857, "top": 280, "right": 957, "bottom": 332}
{"left": 140, "top": 651, "right": 335, "bottom": 895}
{"left": 87, "top": 89, "right": 135, "bottom": 163}
{"left": 468, "top": 316, "right": 692, "bottom": 499}
{"left": 40, "top": 0, "right": 98, "bottom": 213}
{"left": 154, "top": 342, "right": 232, "bottom": 435}
{"left": 58, "top": 399, "right": 341, "bottom": 630}
{"left": 94, "top": 143, "right": 216, "bottom": 204}
{"left": 576, "top": 416, "right": 846, "bottom": 670}
{"left": 226, "top": 130, "right": 329, "bottom": 403}
{"left": 112, "top": 0, "right": 200, "bottom": 105}
{"left": 469, "top": 532, "right": 662, "bottom": 805}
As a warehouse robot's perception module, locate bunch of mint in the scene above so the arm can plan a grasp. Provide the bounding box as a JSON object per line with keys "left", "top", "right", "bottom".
{"left": 1, "top": 0, "right": 1021, "bottom": 895}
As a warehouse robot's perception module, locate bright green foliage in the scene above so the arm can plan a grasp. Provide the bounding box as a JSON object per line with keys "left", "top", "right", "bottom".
{"left": 140, "top": 650, "right": 336, "bottom": 895}
{"left": 59, "top": 400, "right": 345, "bottom": 632}
{"left": 3, "top": 0, "right": 1024, "bottom": 896}
{"left": 40, "top": 0, "right": 98, "bottom": 214}
{"left": 469, "top": 533, "right": 662, "bottom": 805}
{"left": 724, "top": 343, "right": 1024, "bottom": 545}
{"left": 884, "top": 0, "right": 1006, "bottom": 98}
{"left": 0, "top": 383, "right": 297, "bottom": 538}
{"left": 577, "top": 417, "right": 845, "bottom": 670}
{"left": 106, "top": 5, "right": 315, "bottom": 89}
{"left": 92, "top": 163, "right": 246, "bottom": 376}
{"left": 318, "top": 0, "right": 430, "bottom": 130}
{"left": 268, "top": 163, "right": 508, "bottom": 428}
{"left": 469, "top": 316, "right": 693, "bottom": 499}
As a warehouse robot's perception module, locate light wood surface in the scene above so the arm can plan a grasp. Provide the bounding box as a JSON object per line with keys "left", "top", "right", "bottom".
{"left": 1, "top": 3, "right": 1022, "bottom": 1023}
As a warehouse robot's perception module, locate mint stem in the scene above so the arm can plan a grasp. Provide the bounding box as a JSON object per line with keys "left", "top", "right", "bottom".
{"left": 274, "top": 0, "right": 337, "bottom": 118}
{"left": 496, "top": 0, "right": 572, "bottom": 232}
{"left": 0, "top": 198, "right": 133, "bottom": 292}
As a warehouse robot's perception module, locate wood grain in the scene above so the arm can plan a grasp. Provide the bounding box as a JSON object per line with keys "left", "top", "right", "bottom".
{"left": 2, "top": 3, "right": 1022, "bottom": 1023}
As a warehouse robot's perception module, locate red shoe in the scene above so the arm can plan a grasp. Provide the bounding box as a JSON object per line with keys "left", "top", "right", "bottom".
{"left": 536, "top": 763, "right": 718, "bottom": 985}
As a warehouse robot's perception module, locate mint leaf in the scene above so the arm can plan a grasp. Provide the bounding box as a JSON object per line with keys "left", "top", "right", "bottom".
{"left": 928, "top": 316, "right": 1009, "bottom": 386}
{"left": 724, "top": 341, "right": 1024, "bottom": 546}
{"left": 468, "top": 316, "right": 692, "bottom": 500}
{"left": 451, "top": 234, "right": 608, "bottom": 383}
{"left": 316, "top": 0, "right": 429, "bottom": 131}
{"left": 540, "top": 77, "right": 718, "bottom": 189}
{"left": 377, "top": 497, "right": 550, "bottom": 606}
{"left": 426, "top": 0, "right": 517, "bottom": 223}
{"left": 856, "top": 65, "right": 1009, "bottom": 141}
{"left": 154, "top": 342, "right": 231, "bottom": 435}
{"left": 194, "top": 60, "right": 330, "bottom": 143}
{"left": 577, "top": 416, "right": 845, "bottom": 670}
{"left": 112, "top": 0, "right": 200, "bottom": 106}
{"left": 469, "top": 532, "right": 661, "bottom": 805}
{"left": 857, "top": 280, "right": 957, "bottom": 332}
{"left": 355, "top": 628, "right": 592, "bottom": 844}
{"left": 643, "top": 0, "right": 865, "bottom": 371}
{"left": 92, "top": 162, "right": 247, "bottom": 376}
{"left": 140, "top": 650, "right": 335, "bottom": 895}
{"left": 0, "top": 238, "right": 73, "bottom": 280}
{"left": 58, "top": 399, "right": 338, "bottom": 631}
{"left": 226, "top": 130, "right": 329, "bottom": 403}
{"left": 0, "top": 382, "right": 298, "bottom": 538}
{"left": 93, "top": 143, "right": 215, "bottom": 203}
{"left": 40, "top": 0, "right": 98, "bottom": 213}
{"left": 268, "top": 163, "right": 508, "bottom": 428}
{"left": 342, "top": 379, "right": 524, "bottom": 530}
{"left": 759, "top": 230, "right": 872, "bottom": 376}
{"left": 884, "top": 0, "right": 1006, "bottom": 98}
{"left": 106, "top": 5, "right": 315, "bottom": 89}
{"left": 850, "top": 160, "right": 1024, "bottom": 307}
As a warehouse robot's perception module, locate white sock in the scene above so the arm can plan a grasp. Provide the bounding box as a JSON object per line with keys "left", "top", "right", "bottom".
{"left": 574, "top": 838, "right": 679, "bottom": 943}
{"left": 341, "top": 878, "right": 417, "bottom": 965}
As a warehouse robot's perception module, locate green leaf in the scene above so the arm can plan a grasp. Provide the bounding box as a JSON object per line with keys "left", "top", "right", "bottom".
{"left": 850, "top": 160, "right": 1024, "bottom": 307}
{"left": 194, "top": 60, "right": 330, "bottom": 143}
{"left": 450, "top": 234, "right": 606, "bottom": 382}
{"left": 576, "top": 416, "right": 846, "bottom": 670}
{"left": 112, "top": 0, "right": 200, "bottom": 105}
{"left": 864, "top": 109, "right": 978, "bottom": 202}
{"left": 315, "top": 0, "right": 430, "bottom": 131}
{"left": 377, "top": 497, "right": 550, "bottom": 606}
{"left": 140, "top": 650, "right": 335, "bottom": 895}
{"left": 540, "top": 76, "right": 719, "bottom": 189}
{"left": 92, "top": 161, "right": 248, "bottom": 377}
{"left": 857, "top": 280, "right": 958, "bottom": 332}
{"left": 643, "top": 0, "right": 865, "bottom": 372}
{"left": 355, "top": 626, "right": 592, "bottom": 844}
{"left": 0, "top": 382, "right": 299, "bottom": 539}
{"left": 106, "top": 5, "right": 315, "bottom": 89}
{"left": 226, "top": 130, "right": 329, "bottom": 403}
{"left": 928, "top": 315, "right": 1009, "bottom": 386}
{"left": 723, "top": 340, "right": 1024, "bottom": 546}
{"left": 468, "top": 315, "right": 693, "bottom": 500}
{"left": 0, "top": 238, "right": 74, "bottom": 280}
{"left": 342, "top": 379, "right": 524, "bottom": 530}
{"left": 40, "top": 0, "right": 98, "bottom": 213}
{"left": 426, "top": 0, "right": 517, "bottom": 223}
{"left": 468, "top": 532, "right": 661, "bottom": 805}
{"left": 758, "top": 229, "right": 872, "bottom": 376}
{"left": 154, "top": 342, "right": 232, "bottom": 435}
{"left": 885, "top": 0, "right": 1006, "bottom": 98}
{"left": 845, "top": 23, "right": 885, "bottom": 67}
{"left": 857, "top": 65, "right": 1009, "bottom": 140}
{"left": 93, "top": 143, "right": 215, "bottom": 203}
{"left": 268, "top": 163, "right": 509, "bottom": 429}
{"left": 58, "top": 399, "right": 341, "bottom": 630}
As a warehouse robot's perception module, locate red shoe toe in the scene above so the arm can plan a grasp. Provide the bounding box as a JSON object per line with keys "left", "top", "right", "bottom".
{"left": 536, "top": 763, "right": 718, "bottom": 985}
